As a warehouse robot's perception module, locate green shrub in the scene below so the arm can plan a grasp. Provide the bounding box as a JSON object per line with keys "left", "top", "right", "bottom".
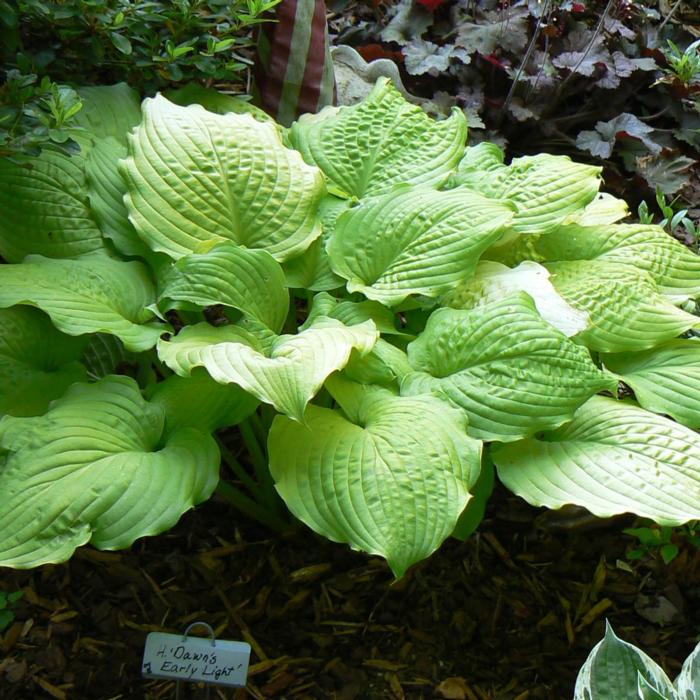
{"left": 0, "top": 0, "right": 280, "bottom": 159}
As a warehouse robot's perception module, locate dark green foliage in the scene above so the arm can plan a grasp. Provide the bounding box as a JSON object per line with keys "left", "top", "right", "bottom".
{"left": 2, "top": 0, "right": 280, "bottom": 88}
{"left": 0, "top": 0, "right": 280, "bottom": 159}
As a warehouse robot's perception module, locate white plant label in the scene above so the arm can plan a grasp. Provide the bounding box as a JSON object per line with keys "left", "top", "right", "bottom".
{"left": 142, "top": 632, "right": 250, "bottom": 687}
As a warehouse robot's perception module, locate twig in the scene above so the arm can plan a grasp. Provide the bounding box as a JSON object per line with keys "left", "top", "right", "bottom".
{"left": 557, "top": 0, "right": 614, "bottom": 95}
{"left": 504, "top": 0, "right": 551, "bottom": 113}
{"left": 658, "top": 0, "right": 684, "bottom": 33}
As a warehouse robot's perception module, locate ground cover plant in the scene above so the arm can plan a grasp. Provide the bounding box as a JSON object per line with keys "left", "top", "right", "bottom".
{"left": 1, "top": 78, "right": 700, "bottom": 580}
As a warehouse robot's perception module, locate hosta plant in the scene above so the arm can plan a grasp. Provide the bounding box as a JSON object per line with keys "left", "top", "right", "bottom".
{"left": 2, "top": 78, "right": 700, "bottom": 578}
{"left": 574, "top": 621, "right": 700, "bottom": 699}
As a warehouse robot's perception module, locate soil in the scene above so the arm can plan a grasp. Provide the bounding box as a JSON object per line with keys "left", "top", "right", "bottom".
{"left": 2, "top": 483, "right": 699, "bottom": 700}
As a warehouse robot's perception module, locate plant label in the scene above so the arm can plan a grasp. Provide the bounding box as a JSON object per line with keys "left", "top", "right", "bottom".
{"left": 142, "top": 631, "right": 250, "bottom": 687}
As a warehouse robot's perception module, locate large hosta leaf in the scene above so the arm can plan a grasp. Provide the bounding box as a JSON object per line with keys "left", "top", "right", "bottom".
{"left": 0, "top": 307, "right": 87, "bottom": 416}
{"left": 158, "top": 242, "right": 289, "bottom": 333}
{"left": 547, "top": 260, "right": 698, "bottom": 352}
{"left": 85, "top": 137, "right": 153, "bottom": 259}
{"left": 290, "top": 77, "right": 467, "bottom": 198}
{"left": 441, "top": 260, "right": 589, "bottom": 337}
{"left": 166, "top": 84, "right": 275, "bottom": 123}
{"left": 451, "top": 153, "right": 601, "bottom": 235}
{"left": 494, "top": 396, "right": 700, "bottom": 524}
{"left": 574, "top": 622, "right": 676, "bottom": 700}
{"left": 146, "top": 369, "right": 258, "bottom": 435}
{"left": 327, "top": 186, "right": 514, "bottom": 305}
{"left": 304, "top": 292, "right": 404, "bottom": 336}
{"left": 0, "top": 84, "right": 142, "bottom": 263}
{"left": 0, "top": 150, "right": 105, "bottom": 262}
{"left": 157, "top": 318, "right": 378, "bottom": 421}
{"left": 74, "top": 82, "right": 141, "bottom": 146}
{"left": 403, "top": 294, "right": 615, "bottom": 441}
{"left": 603, "top": 340, "right": 700, "bottom": 429}
{"left": 268, "top": 378, "right": 481, "bottom": 577}
{"left": 121, "top": 95, "right": 324, "bottom": 261}
{"left": 529, "top": 224, "right": 700, "bottom": 300}
{"left": 568, "top": 192, "right": 629, "bottom": 226}
{"left": 282, "top": 195, "right": 349, "bottom": 291}
{"left": 0, "top": 376, "right": 219, "bottom": 568}
{"left": 0, "top": 255, "right": 166, "bottom": 351}
{"left": 451, "top": 142, "right": 504, "bottom": 177}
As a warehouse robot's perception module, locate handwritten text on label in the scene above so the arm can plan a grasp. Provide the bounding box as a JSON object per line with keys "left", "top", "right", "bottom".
{"left": 142, "top": 632, "right": 250, "bottom": 687}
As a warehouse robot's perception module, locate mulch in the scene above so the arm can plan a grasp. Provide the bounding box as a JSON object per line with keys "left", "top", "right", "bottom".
{"left": 2, "top": 483, "right": 699, "bottom": 700}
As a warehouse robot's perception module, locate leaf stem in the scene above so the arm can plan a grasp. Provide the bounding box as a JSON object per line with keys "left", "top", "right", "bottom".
{"left": 658, "top": 0, "right": 684, "bottom": 33}
{"left": 216, "top": 437, "right": 262, "bottom": 498}
{"left": 239, "top": 418, "right": 279, "bottom": 511}
{"left": 215, "top": 481, "right": 288, "bottom": 532}
{"left": 503, "top": 0, "right": 550, "bottom": 113}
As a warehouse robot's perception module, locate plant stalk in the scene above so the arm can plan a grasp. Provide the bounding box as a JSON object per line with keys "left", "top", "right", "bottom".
{"left": 239, "top": 418, "right": 280, "bottom": 512}
{"left": 215, "top": 481, "right": 288, "bottom": 532}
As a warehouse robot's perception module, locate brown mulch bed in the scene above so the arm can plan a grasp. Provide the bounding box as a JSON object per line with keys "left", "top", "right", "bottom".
{"left": 2, "top": 484, "right": 699, "bottom": 700}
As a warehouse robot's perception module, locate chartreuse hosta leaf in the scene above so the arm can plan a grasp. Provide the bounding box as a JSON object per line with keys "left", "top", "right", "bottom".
{"left": 0, "top": 307, "right": 87, "bottom": 417}
{"left": 290, "top": 77, "right": 467, "bottom": 198}
{"left": 282, "top": 195, "right": 349, "bottom": 292}
{"left": 402, "top": 294, "right": 615, "bottom": 442}
{"left": 530, "top": 224, "right": 700, "bottom": 300}
{"left": 121, "top": 95, "right": 324, "bottom": 261}
{"left": 327, "top": 186, "right": 514, "bottom": 305}
{"left": 165, "top": 85, "right": 278, "bottom": 128}
{"left": 441, "top": 260, "right": 589, "bottom": 337}
{"left": 567, "top": 192, "right": 629, "bottom": 226}
{"left": 303, "top": 292, "right": 404, "bottom": 336}
{"left": 81, "top": 334, "right": 131, "bottom": 379}
{"left": 0, "top": 150, "right": 105, "bottom": 262}
{"left": 451, "top": 153, "right": 601, "bottom": 235}
{"left": 268, "top": 377, "right": 481, "bottom": 578}
{"left": 73, "top": 82, "right": 142, "bottom": 146}
{"left": 0, "top": 255, "right": 166, "bottom": 352}
{"left": 494, "top": 396, "right": 700, "bottom": 524}
{"left": 158, "top": 242, "right": 289, "bottom": 333}
{"left": 0, "top": 84, "right": 142, "bottom": 263}
{"left": 157, "top": 318, "right": 378, "bottom": 421}
{"left": 85, "top": 137, "right": 153, "bottom": 259}
{"left": 547, "top": 261, "right": 698, "bottom": 352}
{"left": 602, "top": 340, "right": 700, "bottom": 429}
{"left": 451, "top": 142, "right": 504, "bottom": 177}
{"left": 0, "top": 375, "right": 219, "bottom": 568}
{"left": 574, "top": 622, "right": 676, "bottom": 700}
{"left": 147, "top": 369, "right": 258, "bottom": 435}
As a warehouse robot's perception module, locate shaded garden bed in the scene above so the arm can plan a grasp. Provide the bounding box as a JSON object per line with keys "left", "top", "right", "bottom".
{"left": 3, "top": 483, "right": 699, "bottom": 699}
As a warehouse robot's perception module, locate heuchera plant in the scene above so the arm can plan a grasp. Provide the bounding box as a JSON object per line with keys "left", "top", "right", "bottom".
{"left": 1, "top": 78, "right": 700, "bottom": 577}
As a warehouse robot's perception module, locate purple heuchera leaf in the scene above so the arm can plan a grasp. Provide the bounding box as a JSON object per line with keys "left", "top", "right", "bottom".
{"left": 576, "top": 113, "right": 662, "bottom": 159}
